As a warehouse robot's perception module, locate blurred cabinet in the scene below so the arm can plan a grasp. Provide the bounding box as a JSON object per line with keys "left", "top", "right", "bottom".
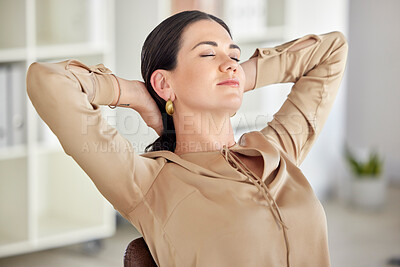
{"left": 0, "top": 0, "right": 116, "bottom": 257}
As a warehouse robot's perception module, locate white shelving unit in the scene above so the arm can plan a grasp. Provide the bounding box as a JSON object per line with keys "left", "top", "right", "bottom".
{"left": 0, "top": 0, "right": 116, "bottom": 258}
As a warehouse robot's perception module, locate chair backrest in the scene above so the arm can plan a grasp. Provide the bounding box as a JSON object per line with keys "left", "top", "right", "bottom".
{"left": 124, "top": 237, "right": 158, "bottom": 267}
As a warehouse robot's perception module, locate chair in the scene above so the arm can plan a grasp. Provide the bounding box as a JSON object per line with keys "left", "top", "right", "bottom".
{"left": 124, "top": 237, "right": 158, "bottom": 267}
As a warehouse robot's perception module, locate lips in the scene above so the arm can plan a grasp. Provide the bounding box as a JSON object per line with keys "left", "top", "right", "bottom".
{"left": 217, "top": 78, "right": 240, "bottom": 87}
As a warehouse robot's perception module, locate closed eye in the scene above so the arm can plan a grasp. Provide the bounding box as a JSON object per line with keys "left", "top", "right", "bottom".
{"left": 200, "top": 54, "right": 240, "bottom": 62}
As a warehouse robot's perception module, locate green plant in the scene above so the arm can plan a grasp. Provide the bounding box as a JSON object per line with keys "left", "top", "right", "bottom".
{"left": 344, "top": 145, "right": 383, "bottom": 178}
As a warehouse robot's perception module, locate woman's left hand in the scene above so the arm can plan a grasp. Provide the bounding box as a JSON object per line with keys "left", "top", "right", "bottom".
{"left": 240, "top": 57, "right": 258, "bottom": 92}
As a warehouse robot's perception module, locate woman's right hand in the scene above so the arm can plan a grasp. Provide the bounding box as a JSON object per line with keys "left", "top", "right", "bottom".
{"left": 69, "top": 65, "right": 163, "bottom": 136}
{"left": 110, "top": 75, "right": 163, "bottom": 136}
{"left": 131, "top": 80, "right": 163, "bottom": 136}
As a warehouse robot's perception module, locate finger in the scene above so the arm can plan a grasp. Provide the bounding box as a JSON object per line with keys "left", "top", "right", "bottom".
{"left": 153, "top": 118, "right": 163, "bottom": 136}
{"left": 142, "top": 113, "right": 163, "bottom": 136}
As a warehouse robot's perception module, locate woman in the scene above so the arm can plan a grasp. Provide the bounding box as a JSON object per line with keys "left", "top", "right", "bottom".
{"left": 27, "top": 10, "right": 348, "bottom": 267}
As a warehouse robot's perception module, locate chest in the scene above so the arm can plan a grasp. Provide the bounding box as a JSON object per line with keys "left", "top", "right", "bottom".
{"left": 233, "top": 153, "right": 264, "bottom": 178}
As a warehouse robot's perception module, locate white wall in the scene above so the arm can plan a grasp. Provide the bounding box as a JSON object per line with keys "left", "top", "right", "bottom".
{"left": 346, "top": 0, "right": 400, "bottom": 185}
{"left": 285, "top": 0, "right": 349, "bottom": 201}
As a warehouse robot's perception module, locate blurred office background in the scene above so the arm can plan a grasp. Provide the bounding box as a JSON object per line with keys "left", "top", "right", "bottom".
{"left": 0, "top": 0, "right": 399, "bottom": 266}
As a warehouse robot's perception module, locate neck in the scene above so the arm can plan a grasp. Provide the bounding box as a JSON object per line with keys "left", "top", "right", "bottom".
{"left": 173, "top": 111, "right": 236, "bottom": 155}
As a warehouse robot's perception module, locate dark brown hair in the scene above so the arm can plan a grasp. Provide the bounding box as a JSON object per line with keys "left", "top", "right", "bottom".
{"left": 141, "top": 10, "right": 232, "bottom": 153}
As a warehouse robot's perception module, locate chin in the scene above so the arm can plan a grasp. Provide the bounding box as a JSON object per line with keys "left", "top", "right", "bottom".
{"left": 208, "top": 94, "right": 242, "bottom": 113}
{"left": 223, "top": 102, "right": 242, "bottom": 115}
{"left": 229, "top": 96, "right": 243, "bottom": 108}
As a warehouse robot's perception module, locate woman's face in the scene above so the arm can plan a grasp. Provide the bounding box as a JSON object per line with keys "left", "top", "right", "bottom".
{"left": 169, "top": 19, "right": 245, "bottom": 117}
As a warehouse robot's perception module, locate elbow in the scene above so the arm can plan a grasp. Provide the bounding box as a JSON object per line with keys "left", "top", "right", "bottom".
{"left": 332, "top": 31, "right": 348, "bottom": 44}
{"left": 331, "top": 31, "right": 349, "bottom": 52}
{"left": 26, "top": 62, "right": 45, "bottom": 102}
{"left": 26, "top": 61, "right": 61, "bottom": 104}
{"left": 326, "top": 31, "right": 349, "bottom": 65}
{"left": 26, "top": 62, "right": 42, "bottom": 87}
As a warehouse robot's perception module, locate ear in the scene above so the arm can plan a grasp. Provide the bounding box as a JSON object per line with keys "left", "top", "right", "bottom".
{"left": 150, "top": 70, "right": 175, "bottom": 101}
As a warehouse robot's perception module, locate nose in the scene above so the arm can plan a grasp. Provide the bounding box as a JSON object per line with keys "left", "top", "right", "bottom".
{"left": 219, "top": 57, "right": 238, "bottom": 73}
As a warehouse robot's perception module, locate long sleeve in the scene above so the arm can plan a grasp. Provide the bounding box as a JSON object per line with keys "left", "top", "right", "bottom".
{"left": 250, "top": 31, "right": 348, "bottom": 166}
{"left": 26, "top": 59, "right": 165, "bottom": 217}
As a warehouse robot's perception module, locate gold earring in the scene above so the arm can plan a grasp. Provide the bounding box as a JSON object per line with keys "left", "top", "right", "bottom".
{"left": 165, "top": 99, "right": 174, "bottom": 115}
{"left": 231, "top": 112, "right": 236, "bottom": 117}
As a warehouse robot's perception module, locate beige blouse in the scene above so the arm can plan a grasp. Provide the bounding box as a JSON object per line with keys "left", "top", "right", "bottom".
{"left": 26, "top": 31, "right": 348, "bottom": 267}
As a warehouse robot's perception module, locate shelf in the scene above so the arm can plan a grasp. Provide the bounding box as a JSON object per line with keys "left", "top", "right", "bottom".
{"left": 36, "top": 42, "right": 107, "bottom": 61}
{"left": 37, "top": 214, "right": 111, "bottom": 240}
{"left": 0, "top": 241, "right": 31, "bottom": 258}
{"left": 0, "top": 48, "right": 27, "bottom": 63}
{"left": 0, "top": 145, "right": 27, "bottom": 160}
{"left": 0, "top": 0, "right": 115, "bottom": 258}
{"left": 35, "top": 219, "right": 114, "bottom": 253}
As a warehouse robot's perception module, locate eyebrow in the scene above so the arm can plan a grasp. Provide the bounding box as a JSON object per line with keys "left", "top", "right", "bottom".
{"left": 191, "top": 41, "right": 241, "bottom": 53}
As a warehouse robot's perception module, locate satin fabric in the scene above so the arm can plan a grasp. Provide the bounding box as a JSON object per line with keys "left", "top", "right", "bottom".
{"left": 26, "top": 31, "right": 348, "bottom": 266}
